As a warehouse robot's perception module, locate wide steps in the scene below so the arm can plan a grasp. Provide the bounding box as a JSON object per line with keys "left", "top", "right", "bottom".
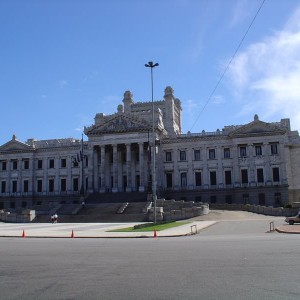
{"left": 32, "top": 202, "right": 149, "bottom": 223}
{"left": 86, "top": 192, "right": 148, "bottom": 203}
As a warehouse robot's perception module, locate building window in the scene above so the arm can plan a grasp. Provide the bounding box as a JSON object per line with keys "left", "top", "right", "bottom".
{"left": 49, "top": 179, "right": 54, "bottom": 192}
{"left": 195, "top": 171, "right": 202, "bottom": 186}
{"left": 210, "top": 195, "right": 217, "bottom": 203}
{"left": 1, "top": 181, "right": 6, "bottom": 193}
{"left": 12, "top": 160, "right": 18, "bottom": 170}
{"left": 23, "top": 180, "right": 29, "bottom": 193}
{"left": 258, "top": 193, "right": 265, "bottom": 205}
{"left": 242, "top": 194, "right": 249, "bottom": 204}
{"left": 179, "top": 150, "right": 186, "bottom": 161}
{"left": 270, "top": 143, "right": 278, "bottom": 155}
{"left": 49, "top": 159, "right": 55, "bottom": 169}
{"left": 165, "top": 151, "right": 172, "bottom": 162}
{"left": 194, "top": 149, "right": 201, "bottom": 161}
{"left": 166, "top": 173, "right": 173, "bottom": 188}
{"left": 255, "top": 145, "right": 262, "bottom": 156}
{"left": 224, "top": 148, "right": 230, "bottom": 159}
{"left": 275, "top": 192, "right": 281, "bottom": 206}
{"left": 239, "top": 146, "right": 247, "bottom": 157}
{"left": 122, "top": 151, "right": 126, "bottom": 163}
{"left": 272, "top": 167, "right": 280, "bottom": 182}
{"left": 225, "top": 170, "right": 232, "bottom": 185}
{"left": 12, "top": 180, "right": 17, "bottom": 193}
{"left": 85, "top": 156, "right": 89, "bottom": 167}
{"left": 61, "top": 158, "right": 67, "bottom": 168}
{"left": 37, "top": 159, "right": 43, "bottom": 169}
{"left": 24, "top": 160, "right": 29, "bottom": 170}
{"left": 225, "top": 195, "right": 232, "bottom": 204}
{"left": 180, "top": 172, "right": 187, "bottom": 188}
{"left": 135, "top": 175, "right": 140, "bottom": 189}
{"left": 61, "top": 178, "right": 67, "bottom": 192}
{"left": 73, "top": 178, "right": 79, "bottom": 192}
{"left": 210, "top": 171, "right": 217, "bottom": 185}
{"left": 37, "top": 180, "right": 43, "bottom": 193}
{"left": 72, "top": 157, "right": 79, "bottom": 167}
{"left": 135, "top": 151, "right": 139, "bottom": 162}
{"left": 257, "top": 168, "right": 264, "bottom": 183}
{"left": 209, "top": 149, "right": 215, "bottom": 159}
{"left": 1, "top": 161, "right": 7, "bottom": 171}
{"left": 241, "top": 169, "right": 248, "bottom": 184}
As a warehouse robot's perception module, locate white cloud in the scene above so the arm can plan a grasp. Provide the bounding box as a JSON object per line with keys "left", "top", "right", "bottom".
{"left": 59, "top": 80, "right": 68, "bottom": 88}
{"left": 183, "top": 99, "right": 198, "bottom": 114}
{"left": 227, "top": 6, "right": 300, "bottom": 131}
{"left": 212, "top": 95, "right": 225, "bottom": 105}
{"left": 229, "top": 0, "right": 255, "bottom": 28}
{"left": 75, "top": 127, "right": 84, "bottom": 132}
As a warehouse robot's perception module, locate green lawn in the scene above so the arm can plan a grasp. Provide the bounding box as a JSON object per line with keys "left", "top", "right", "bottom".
{"left": 109, "top": 221, "right": 190, "bottom": 232}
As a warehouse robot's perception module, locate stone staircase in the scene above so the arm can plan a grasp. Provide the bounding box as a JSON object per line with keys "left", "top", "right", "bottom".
{"left": 33, "top": 202, "right": 148, "bottom": 223}
{"left": 86, "top": 192, "right": 148, "bottom": 203}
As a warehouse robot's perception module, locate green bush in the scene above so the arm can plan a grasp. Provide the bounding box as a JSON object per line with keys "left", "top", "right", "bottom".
{"left": 284, "top": 203, "right": 292, "bottom": 208}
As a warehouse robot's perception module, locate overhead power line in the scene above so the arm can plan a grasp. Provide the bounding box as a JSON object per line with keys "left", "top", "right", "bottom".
{"left": 189, "top": 0, "right": 267, "bottom": 132}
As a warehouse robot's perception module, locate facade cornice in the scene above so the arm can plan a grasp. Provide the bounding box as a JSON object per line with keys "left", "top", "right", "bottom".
{"left": 161, "top": 134, "right": 229, "bottom": 144}
{"left": 85, "top": 113, "right": 153, "bottom": 136}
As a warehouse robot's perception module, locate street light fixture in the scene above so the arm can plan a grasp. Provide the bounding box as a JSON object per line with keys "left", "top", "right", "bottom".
{"left": 80, "top": 133, "right": 84, "bottom": 196}
{"left": 145, "top": 61, "right": 159, "bottom": 224}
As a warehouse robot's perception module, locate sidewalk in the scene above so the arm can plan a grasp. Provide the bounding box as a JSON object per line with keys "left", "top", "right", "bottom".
{"left": 0, "top": 221, "right": 216, "bottom": 238}
{"left": 276, "top": 224, "right": 300, "bottom": 234}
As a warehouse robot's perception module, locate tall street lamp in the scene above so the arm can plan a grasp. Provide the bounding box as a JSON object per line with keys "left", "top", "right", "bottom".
{"left": 145, "top": 61, "right": 159, "bottom": 224}
{"left": 80, "top": 133, "right": 84, "bottom": 196}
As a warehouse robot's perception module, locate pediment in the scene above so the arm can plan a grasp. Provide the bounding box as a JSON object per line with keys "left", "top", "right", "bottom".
{"left": 229, "top": 120, "right": 286, "bottom": 137}
{"left": 85, "top": 114, "right": 152, "bottom": 136}
{"left": 0, "top": 137, "right": 33, "bottom": 152}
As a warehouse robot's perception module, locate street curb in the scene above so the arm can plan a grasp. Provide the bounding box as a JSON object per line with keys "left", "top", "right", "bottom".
{"left": 0, "top": 234, "right": 189, "bottom": 239}
{"left": 275, "top": 227, "right": 300, "bottom": 234}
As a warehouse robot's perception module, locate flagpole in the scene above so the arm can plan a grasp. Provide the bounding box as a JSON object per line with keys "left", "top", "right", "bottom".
{"left": 80, "top": 133, "right": 84, "bottom": 195}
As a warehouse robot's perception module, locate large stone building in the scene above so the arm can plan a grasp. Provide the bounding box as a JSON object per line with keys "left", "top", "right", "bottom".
{"left": 1, "top": 86, "right": 300, "bottom": 209}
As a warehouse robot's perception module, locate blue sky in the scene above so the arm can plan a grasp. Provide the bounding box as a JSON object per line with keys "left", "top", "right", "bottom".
{"left": 1, "top": 0, "right": 300, "bottom": 144}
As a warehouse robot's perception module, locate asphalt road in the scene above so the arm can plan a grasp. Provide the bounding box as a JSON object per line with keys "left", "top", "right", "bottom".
{"left": 1, "top": 212, "right": 299, "bottom": 300}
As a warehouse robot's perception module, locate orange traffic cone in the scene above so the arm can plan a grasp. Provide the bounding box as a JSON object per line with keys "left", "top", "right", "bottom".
{"left": 154, "top": 228, "right": 157, "bottom": 238}
{"left": 22, "top": 230, "right": 26, "bottom": 238}
{"left": 71, "top": 230, "right": 75, "bottom": 238}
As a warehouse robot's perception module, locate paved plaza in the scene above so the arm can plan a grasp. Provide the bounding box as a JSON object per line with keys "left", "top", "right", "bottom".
{"left": 0, "top": 210, "right": 299, "bottom": 238}
{"left": 0, "top": 220, "right": 216, "bottom": 238}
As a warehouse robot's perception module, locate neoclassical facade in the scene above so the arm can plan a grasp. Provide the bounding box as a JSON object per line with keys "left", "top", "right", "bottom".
{"left": 1, "top": 86, "right": 300, "bottom": 209}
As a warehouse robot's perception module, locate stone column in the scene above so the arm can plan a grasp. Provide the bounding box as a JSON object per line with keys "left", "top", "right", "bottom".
{"left": 100, "top": 146, "right": 106, "bottom": 193}
{"left": 248, "top": 144, "right": 255, "bottom": 183}
{"left": 217, "top": 147, "right": 223, "bottom": 187}
{"left": 232, "top": 146, "right": 239, "bottom": 185}
{"left": 126, "top": 144, "right": 132, "bottom": 192}
{"left": 202, "top": 149, "right": 209, "bottom": 187}
{"left": 18, "top": 159, "right": 22, "bottom": 194}
{"left": 139, "top": 143, "right": 145, "bottom": 192}
{"left": 112, "top": 144, "right": 118, "bottom": 193}
{"left": 92, "top": 147, "right": 98, "bottom": 192}
{"left": 55, "top": 157, "right": 59, "bottom": 194}
{"left": 173, "top": 150, "right": 179, "bottom": 190}
{"left": 187, "top": 148, "right": 193, "bottom": 190}
{"left": 67, "top": 156, "right": 72, "bottom": 194}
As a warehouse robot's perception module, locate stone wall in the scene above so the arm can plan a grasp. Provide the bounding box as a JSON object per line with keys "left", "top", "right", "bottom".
{"left": 148, "top": 198, "right": 209, "bottom": 221}
{"left": 210, "top": 203, "right": 298, "bottom": 217}
{"left": 0, "top": 209, "right": 36, "bottom": 223}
